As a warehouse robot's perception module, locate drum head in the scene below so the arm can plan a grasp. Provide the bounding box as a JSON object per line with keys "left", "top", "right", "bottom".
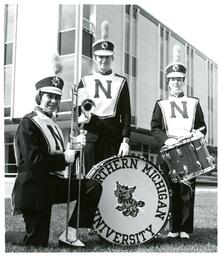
{"left": 87, "top": 156, "right": 171, "bottom": 245}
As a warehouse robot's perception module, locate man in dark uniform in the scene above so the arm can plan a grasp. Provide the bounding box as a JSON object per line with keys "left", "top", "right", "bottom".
{"left": 5, "top": 76, "right": 102, "bottom": 247}
{"left": 151, "top": 45, "right": 207, "bottom": 239}
{"left": 78, "top": 21, "right": 131, "bottom": 174}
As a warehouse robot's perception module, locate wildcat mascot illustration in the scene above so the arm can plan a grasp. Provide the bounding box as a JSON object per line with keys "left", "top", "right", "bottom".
{"left": 114, "top": 181, "right": 145, "bottom": 217}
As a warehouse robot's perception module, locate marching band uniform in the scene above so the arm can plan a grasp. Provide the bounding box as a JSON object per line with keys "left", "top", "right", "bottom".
{"left": 5, "top": 76, "right": 102, "bottom": 247}
{"left": 151, "top": 61, "right": 207, "bottom": 238}
{"left": 78, "top": 36, "right": 131, "bottom": 173}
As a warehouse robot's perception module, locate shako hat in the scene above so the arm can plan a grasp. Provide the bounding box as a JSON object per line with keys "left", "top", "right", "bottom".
{"left": 35, "top": 76, "right": 64, "bottom": 95}
{"left": 166, "top": 44, "right": 186, "bottom": 78}
{"left": 93, "top": 20, "right": 114, "bottom": 56}
{"left": 166, "top": 62, "right": 186, "bottom": 78}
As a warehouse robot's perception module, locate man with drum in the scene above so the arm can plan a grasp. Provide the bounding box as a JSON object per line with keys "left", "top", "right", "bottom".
{"left": 78, "top": 20, "right": 131, "bottom": 173}
{"left": 151, "top": 45, "right": 207, "bottom": 239}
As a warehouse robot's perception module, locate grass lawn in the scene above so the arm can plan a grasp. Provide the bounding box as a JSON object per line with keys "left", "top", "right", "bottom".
{"left": 5, "top": 188, "right": 217, "bottom": 253}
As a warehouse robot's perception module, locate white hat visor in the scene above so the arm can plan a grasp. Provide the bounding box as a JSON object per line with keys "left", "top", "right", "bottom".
{"left": 39, "top": 86, "right": 62, "bottom": 95}
{"left": 94, "top": 49, "right": 114, "bottom": 56}
{"left": 167, "top": 72, "right": 185, "bottom": 78}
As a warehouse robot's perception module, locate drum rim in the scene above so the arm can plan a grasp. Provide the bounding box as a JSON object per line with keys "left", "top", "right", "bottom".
{"left": 161, "top": 136, "right": 206, "bottom": 152}
{"left": 87, "top": 154, "right": 172, "bottom": 245}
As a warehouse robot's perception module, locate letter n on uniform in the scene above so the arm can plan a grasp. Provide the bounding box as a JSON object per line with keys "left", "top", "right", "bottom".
{"left": 170, "top": 101, "right": 188, "bottom": 118}
{"left": 94, "top": 79, "right": 112, "bottom": 98}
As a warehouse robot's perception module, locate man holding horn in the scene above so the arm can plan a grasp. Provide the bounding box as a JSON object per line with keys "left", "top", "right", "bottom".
{"left": 78, "top": 20, "right": 131, "bottom": 174}
{"left": 5, "top": 59, "right": 102, "bottom": 247}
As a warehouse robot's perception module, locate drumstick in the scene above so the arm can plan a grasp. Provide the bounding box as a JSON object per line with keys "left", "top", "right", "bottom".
{"left": 197, "top": 126, "right": 205, "bottom": 132}
{"left": 175, "top": 127, "right": 205, "bottom": 144}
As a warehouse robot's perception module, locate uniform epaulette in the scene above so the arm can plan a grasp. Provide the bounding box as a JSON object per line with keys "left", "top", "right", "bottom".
{"left": 191, "top": 96, "right": 199, "bottom": 100}
{"left": 24, "top": 111, "right": 37, "bottom": 119}
{"left": 114, "top": 73, "right": 126, "bottom": 80}
{"left": 157, "top": 99, "right": 165, "bottom": 102}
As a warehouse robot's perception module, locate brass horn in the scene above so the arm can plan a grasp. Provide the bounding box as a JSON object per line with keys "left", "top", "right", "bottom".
{"left": 81, "top": 99, "right": 95, "bottom": 114}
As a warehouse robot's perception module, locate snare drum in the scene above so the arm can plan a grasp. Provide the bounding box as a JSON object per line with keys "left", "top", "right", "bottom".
{"left": 86, "top": 155, "right": 171, "bottom": 246}
{"left": 161, "top": 135, "right": 215, "bottom": 183}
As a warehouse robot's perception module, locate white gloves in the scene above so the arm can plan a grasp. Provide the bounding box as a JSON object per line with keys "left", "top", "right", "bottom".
{"left": 192, "top": 129, "right": 204, "bottom": 138}
{"left": 64, "top": 143, "right": 76, "bottom": 164}
{"left": 64, "top": 132, "right": 86, "bottom": 163}
{"left": 70, "top": 132, "right": 86, "bottom": 148}
{"left": 118, "top": 140, "right": 130, "bottom": 156}
{"left": 164, "top": 138, "right": 178, "bottom": 146}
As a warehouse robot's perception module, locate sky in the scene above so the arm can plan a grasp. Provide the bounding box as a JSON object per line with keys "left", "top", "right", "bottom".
{"left": 136, "top": 0, "right": 220, "bottom": 64}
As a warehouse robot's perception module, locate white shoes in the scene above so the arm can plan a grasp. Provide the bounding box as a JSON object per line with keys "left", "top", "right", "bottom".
{"left": 59, "top": 227, "right": 85, "bottom": 247}
{"left": 167, "top": 231, "right": 190, "bottom": 239}
{"left": 167, "top": 232, "right": 179, "bottom": 238}
{"left": 180, "top": 231, "right": 190, "bottom": 239}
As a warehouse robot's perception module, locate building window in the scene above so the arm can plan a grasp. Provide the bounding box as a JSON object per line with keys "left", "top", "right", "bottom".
{"left": 83, "top": 4, "right": 90, "bottom": 20}
{"left": 4, "top": 66, "right": 13, "bottom": 108}
{"left": 4, "top": 43, "right": 13, "bottom": 65}
{"left": 83, "top": 4, "right": 95, "bottom": 33}
{"left": 125, "top": 5, "right": 130, "bottom": 15}
{"left": 210, "top": 64, "right": 213, "bottom": 112}
{"left": 125, "top": 14, "right": 130, "bottom": 53}
{"left": 4, "top": 5, "right": 16, "bottom": 65}
{"left": 59, "top": 5, "right": 76, "bottom": 55}
{"left": 126, "top": 5, "right": 137, "bottom": 19}
{"left": 58, "top": 29, "right": 75, "bottom": 55}
{"left": 165, "top": 31, "right": 169, "bottom": 66}
{"left": 82, "top": 29, "right": 93, "bottom": 58}
{"left": 124, "top": 53, "right": 137, "bottom": 78}
{"left": 60, "top": 5, "right": 76, "bottom": 30}
{"left": 5, "top": 133, "right": 17, "bottom": 175}
{"left": 132, "top": 56, "right": 136, "bottom": 77}
{"left": 124, "top": 52, "right": 129, "bottom": 74}
{"left": 4, "top": 4, "right": 17, "bottom": 117}
{"left": 208, "top": 95, "right": 210, "bottom": 111}
{"left": 124, "top": 6, "right": 137, "bottom": 78}
{"left": 58, "top": 4, "right": 94, "bottom": 58}
{"left": 160, "top": 28, "right": 169, "bottom": 93}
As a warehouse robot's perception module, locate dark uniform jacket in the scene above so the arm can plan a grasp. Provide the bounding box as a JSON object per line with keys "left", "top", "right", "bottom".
{"left": 78, "top": 70, "right": 131, "bottom": 143}
{"left": 12, "top": 108, "right": 68, "bottom": 214}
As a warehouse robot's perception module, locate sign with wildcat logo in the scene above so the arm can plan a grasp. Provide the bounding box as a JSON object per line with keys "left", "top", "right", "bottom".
{"left": 86, "top": 156, "right": 171, "bottom": 245}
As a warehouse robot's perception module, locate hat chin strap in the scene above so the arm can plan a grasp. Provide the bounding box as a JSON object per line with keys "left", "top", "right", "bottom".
{"left": 170, "top": 89, "right": 183, "bottom": 97}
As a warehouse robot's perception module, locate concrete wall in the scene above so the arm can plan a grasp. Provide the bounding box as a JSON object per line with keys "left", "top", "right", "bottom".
{"left": 136, "top": 13, "right": 158, "bottom": 130}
